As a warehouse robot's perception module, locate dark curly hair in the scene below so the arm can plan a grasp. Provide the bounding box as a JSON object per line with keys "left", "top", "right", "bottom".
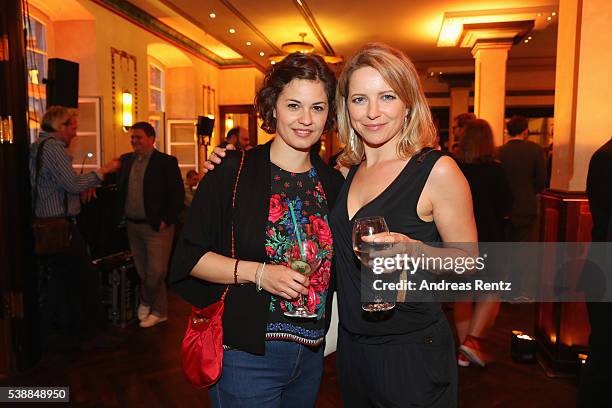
{"left": 255, "top": 53, "right": 337, "bottom": 134}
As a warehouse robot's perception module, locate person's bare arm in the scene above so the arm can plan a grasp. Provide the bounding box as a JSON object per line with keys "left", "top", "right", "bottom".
{"left": 191, "top": 252, "right": 310, "bottom": 299}
{"left": 370, "top": 156, "right": 478, "bottom": 274}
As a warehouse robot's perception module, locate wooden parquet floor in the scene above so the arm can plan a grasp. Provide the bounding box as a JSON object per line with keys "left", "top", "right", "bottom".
{"left": 2, "top": 294, "right": 576, "bottom": 407}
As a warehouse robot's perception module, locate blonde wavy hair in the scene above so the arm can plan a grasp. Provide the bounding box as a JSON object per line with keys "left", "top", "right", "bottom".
{"left": 336, "top": 43, "right": 437, "bottom": 166}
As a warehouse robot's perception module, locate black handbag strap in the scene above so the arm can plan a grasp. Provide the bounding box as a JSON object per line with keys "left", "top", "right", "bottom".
{"left": 33, "top": 137, "right": 68, "bottom": 217}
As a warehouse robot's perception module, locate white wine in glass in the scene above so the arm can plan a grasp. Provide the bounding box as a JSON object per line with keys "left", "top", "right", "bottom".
{"left": 283, "top": 241, "right": 321, "bottom": 319}
{"left": 352, "top": 216, "right": 396, "bottom": 312}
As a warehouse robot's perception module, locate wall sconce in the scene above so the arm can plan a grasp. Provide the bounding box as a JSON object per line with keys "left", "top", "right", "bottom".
{"left": 225, "top": 114, "right": 234, "bottom": 132}
{"left": 122, "top": 91, "right": 133, "bottom": 131}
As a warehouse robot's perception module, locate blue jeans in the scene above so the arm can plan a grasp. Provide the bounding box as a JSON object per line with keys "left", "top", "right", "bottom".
{"left": 209, "top": 341, "right": 324, "bottom": 408}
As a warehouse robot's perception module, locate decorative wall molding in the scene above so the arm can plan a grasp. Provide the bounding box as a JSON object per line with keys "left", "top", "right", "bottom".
{"left": 110, "top": 47, "right": 138, "bottom": 126}
{"left": 92, "top": 0, "right": 252, "bottom": 68}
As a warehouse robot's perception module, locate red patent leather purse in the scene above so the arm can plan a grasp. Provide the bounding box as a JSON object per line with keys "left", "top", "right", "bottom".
{"left": 181, "top": 149, "right": 245, "bottom": 387}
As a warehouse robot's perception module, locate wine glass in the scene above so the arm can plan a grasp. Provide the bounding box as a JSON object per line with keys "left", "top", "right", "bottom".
{"left": 283, "top": 240, "right": 321, "bottom": 319}
{"left": 352, "top": 216, "right": 396, "bottom": 312}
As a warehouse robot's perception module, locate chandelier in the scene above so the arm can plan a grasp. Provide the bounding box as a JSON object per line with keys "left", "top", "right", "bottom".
{"left": 269, "top": 33, "right": 343, "bottom": 65}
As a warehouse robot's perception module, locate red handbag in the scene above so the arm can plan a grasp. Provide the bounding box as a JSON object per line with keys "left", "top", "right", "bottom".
{"left": 180, "top": 149, "right": 245, "bottom": 387}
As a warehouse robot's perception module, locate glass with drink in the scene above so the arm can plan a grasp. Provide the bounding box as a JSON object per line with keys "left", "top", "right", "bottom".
{"left": 352, "top": 216, "right": 396, "bottom": 312}
{"left": 283, "top": 240, "right": 321, "bottom": 319}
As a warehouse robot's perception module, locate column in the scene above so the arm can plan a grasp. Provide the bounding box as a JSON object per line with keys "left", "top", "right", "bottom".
{"left": 550, "top": 0, "right": 612, "bottom": 191}
{"left": 471, "top": 41, "right": 513, "bottom": 146}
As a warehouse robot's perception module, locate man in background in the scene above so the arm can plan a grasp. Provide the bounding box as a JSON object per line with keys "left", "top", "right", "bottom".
{"left": 498, "top": 116, "right": 547, "bottom": 242}
{"left": 184, "top": 169, "right": 199, "bottom": 208}
{"left": 117, "top": 122, "right": 183, "bottom": 328}
{"left": 30, "top": 106, "right": 119, "bottom": 349}
{"left": 219, "top": 126, "right": 239, "bottom": 148}
{"left": 236, "top": 126, "right": 253, "bottom": 150}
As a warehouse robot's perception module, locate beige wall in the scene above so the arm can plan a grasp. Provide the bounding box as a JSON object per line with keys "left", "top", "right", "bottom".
{"left": 53, "top": 21, "right": 98, "bottom": 97}
{"left": 166, "top": 67, "right": 197, "bottom": 119}
{"left": 219, "top": 67, "right": 264, "bottom": 105}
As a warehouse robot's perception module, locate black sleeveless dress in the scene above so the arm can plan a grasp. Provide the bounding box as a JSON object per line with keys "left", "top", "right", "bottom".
{"left": 329, "top": 149, "right": 457, "bottom": 407}
{"left": 330, "top": 148, "right": 446, "bottom": 339}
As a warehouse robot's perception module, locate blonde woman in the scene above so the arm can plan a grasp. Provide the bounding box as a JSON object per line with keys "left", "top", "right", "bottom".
{"left": 329, "top": 43, "right": 477, "bottom": 407}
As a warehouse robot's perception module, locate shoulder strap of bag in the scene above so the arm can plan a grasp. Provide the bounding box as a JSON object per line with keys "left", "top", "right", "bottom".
{"left": 221, "top": 149, "right": 247, "bottom": 302}
{"left": 33, "top": 137, "right": 53, "bottom": 216}
{"left": 35, "top": 137, "right": 70, "bottom": 218}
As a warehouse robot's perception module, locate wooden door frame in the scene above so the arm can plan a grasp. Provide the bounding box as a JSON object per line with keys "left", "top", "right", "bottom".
{"left": 219, "top": 105, "right": 257, "bottom": 147}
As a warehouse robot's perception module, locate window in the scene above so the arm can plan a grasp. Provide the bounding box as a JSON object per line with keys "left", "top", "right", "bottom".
{"left": 166, "top": 119, "right": 198, "bottom": 177}
{"left": 149, "top": 63, "right": 164, "bottom": 112}
{"left": 148, "top": 62, "right": 165, "bottom": 150}
{"left": 69, "top": 97, "right": 102, "bottom": 172}
{"left": 25, "top": 16, "right": 47, "bottom": 142}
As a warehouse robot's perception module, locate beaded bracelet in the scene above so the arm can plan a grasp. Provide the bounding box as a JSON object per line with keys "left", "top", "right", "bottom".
{"left": 233, "top": 259, "right": 240, "bottom": 285}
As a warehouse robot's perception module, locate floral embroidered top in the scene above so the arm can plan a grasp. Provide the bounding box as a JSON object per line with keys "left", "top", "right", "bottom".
{"left": 265, "top": 163, "right": 333, "bottom": 346}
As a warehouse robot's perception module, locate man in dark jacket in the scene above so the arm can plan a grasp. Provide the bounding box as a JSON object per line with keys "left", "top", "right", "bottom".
{"left": 498, "top": 116, "right": 547, "bottom": 241}
{"left": 117, "top": 121, "right": 184, "bottom": 328}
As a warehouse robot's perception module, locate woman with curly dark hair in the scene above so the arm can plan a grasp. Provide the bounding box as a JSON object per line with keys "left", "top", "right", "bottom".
{"left": 169, "top": 53, "right": 344, "bottom": 407}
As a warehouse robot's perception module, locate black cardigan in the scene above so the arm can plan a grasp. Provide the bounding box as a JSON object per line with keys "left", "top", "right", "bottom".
{"left": 169, "top": 141, "right": 344, "bottom": 354}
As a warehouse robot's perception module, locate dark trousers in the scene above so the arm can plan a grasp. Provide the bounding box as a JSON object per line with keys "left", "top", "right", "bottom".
{"left": 39, "top": 223, "right": 102, "bottom": 350}
{"left": 577, "top": 302, "right": 612, "bottom": 408}
{"left": 337, "top": 317, "right": 457, "bottom": 408}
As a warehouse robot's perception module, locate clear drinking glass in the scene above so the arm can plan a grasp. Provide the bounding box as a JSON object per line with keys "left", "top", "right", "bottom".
{"left": 283, "top": 241, "right": 321, "bottom": 319}
{"left": 352, "top": 216, "right": 396, "bottom": 312}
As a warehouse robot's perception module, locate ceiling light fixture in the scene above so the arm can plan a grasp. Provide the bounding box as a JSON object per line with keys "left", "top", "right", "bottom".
{"left": 259, "top": 51, "right": 265, "bottom": 56}
{"left": 246, "top": 41, "right": 252, "bottom": 46}
{"left": 209, "top": 13, "right": 216, "bottom": 18}
{"left": 268, "top": 33, "right": 343, "bottom": 64}
{"left": 229, "top": 28, "right": 236, "bottom": 34}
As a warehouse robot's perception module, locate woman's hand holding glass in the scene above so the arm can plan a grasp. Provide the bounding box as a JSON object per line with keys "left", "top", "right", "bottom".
{"left": 283, "top": 240, "right": 322, "bottom": 318}
{"left": 352, "top": 216, "right": 397, "bottom": 312}
{"left": 257, "top": 264, "right": 310, "bottom": 300}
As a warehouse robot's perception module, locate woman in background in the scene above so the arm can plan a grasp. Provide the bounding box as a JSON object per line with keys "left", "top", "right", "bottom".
{"left": 453, "top": 118, "right": 512, "bottom": 367}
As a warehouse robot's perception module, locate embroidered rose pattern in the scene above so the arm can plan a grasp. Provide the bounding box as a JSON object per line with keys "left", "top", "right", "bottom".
{"left": 268, "top": 194, "right": 287, "bottom": 223}
{"left": 265, "top": 167, "right": 332, "bottom": 320}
